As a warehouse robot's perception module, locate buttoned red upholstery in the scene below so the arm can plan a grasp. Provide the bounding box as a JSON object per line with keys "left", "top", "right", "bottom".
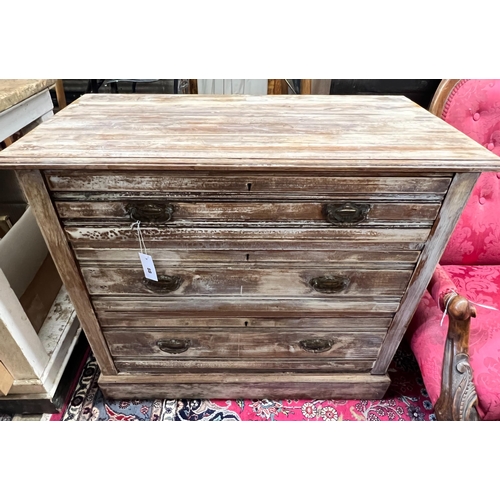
{"left": 407, "top": 80, "right": 500, "bottom": 420}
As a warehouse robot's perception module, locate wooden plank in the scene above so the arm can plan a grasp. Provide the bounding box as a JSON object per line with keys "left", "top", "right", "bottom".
{"left": 8, "top": 378, "right": 45, "bottom": 395}
{"left": 301, "top": 79, "right": 312, "bottom": 95}
{"left": 429, "top": 79, "right": 461, "bottom": 117}
{"left": 97, "top": 314, "right": 393, "bottom": 329}
{"left": 0, "top": 362, "right": 14, "bottom": 396}
{"left": 55, "top": 200, "right": 441, "bottom": 225}
{"left": 0, "top": 269, "right": 48, "bottom": 380}
{"left": 5, "top": 158, "right": 499, "bottom": 173}
{"left": 82, "top": 266, "right": 412, "bottom": 298}
{"left": 2, "top": 95, "right": 500, "bottom": 170}
{"left": 54, "top": 80, "right": 67, "bottom": 110}
{"left": 114, "top": 358, "right": 375, "bottom": 373}
{"left": 372, "top": 172, "right": 481, "bottom": 374}
{"left": 93, "top": 297, "right": 400, "bottom": 316}
{"left": 98, "top": 371, "right": 391, "bottom": 400}
{"left": 0, "top": 80, "right": 56, "bottom": 113}
{"left": 19, "top": 253, "right": 62, "bottom": 333}
{"left": 74, "top": 248, "right": 420, "bottom": 268}
{"left": 15, "top": 170, "right": 116, "bottom": 375}
{"left": 46, "top": 171, "right": 452, "bottom": 198}
{"left": 104, "top": 328, "right": 385, "bottom": 358}
{"left": 64, "top": 226, "right": 432, "bottom": 251}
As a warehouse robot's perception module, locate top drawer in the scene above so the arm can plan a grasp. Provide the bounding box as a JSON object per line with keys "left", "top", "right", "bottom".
{"left": 45, "top": 171, "right": 452, "bottom": 201}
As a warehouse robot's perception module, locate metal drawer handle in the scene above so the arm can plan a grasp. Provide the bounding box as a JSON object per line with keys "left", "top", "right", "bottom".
{"left": 309, "top": 275, "right": 350, "bottom": 294}
{"left": 126, "top": 202, "right": 174, "bottom": 223}
{"left": 325, "top": 202, "right": 370, "bottom": 225}
{"left": 157, "top": 339, "right": 191, "bottom": 354}
{"left": 299, "top": 338, "right": 334, "bottom": 353}
{"left": 143, "top": 275, "right": 182, "bottom": 293}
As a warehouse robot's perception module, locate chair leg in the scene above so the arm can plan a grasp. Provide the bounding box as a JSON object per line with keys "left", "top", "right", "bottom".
{"left": 301, "top": 79, "right": 312, "bottom": 95}
{"left": 435, "top": 293, "right": 480, "bottom": 420}
{"left": 55, "top": 80, "right": 67, "bottom": 110}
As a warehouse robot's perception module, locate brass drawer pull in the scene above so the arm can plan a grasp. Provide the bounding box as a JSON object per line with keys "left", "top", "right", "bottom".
{"left": 143, "top": 275, "right": 182, "bottom": 293}
{"left": 127, "top": 202, "right": 174, "bottom": 223}
{"left": 299, "top": 338, "right": 334, "bottom": 353}
{"left": 325, "top": 202, "right": 370, "bottom": 225}
{"left": 157, "top": 339, "right": 191, "bottom": 354}
{"left": 309, "top": 275, "right": 350, "bottom": 294}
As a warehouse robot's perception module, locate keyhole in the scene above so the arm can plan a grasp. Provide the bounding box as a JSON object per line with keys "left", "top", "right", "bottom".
{"left": 245, "top": 253, "right": 250, "bottom": 261}
{"left": 244, "top": 321, "right": 249, "bottom": 327}
{"left": 247, "top": 182, "right": 252, "bottom": 192}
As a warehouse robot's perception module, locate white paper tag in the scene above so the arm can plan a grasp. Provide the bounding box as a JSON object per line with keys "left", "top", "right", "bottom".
{"left": 139, "top": 252, "right": 158, "bottom": 281}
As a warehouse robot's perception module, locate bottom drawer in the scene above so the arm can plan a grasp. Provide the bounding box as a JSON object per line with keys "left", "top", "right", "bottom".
{"left": 104, "top": 328, "right": 385, "bottom": 359}
{"left": 105, "top": 327, "right": 385, "bottom": 374}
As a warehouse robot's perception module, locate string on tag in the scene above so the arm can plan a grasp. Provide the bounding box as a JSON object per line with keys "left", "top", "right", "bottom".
{"left": 131, "top": 221, "right": 148, "bottom": 255}
{"left": 131, "top": 221, "right": 158, "bottom": 281}
{"left": 440, "top": 291, "right": 499, "bottom": 326}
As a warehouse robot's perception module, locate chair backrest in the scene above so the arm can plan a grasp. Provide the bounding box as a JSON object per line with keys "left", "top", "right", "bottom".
{"left": 434, "top": 80, "right": 500, "bottom": 265}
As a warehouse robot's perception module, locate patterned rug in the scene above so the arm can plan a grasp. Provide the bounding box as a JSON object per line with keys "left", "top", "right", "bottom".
{"left": 49, "top": 341, "right": 435, "bottom": 421}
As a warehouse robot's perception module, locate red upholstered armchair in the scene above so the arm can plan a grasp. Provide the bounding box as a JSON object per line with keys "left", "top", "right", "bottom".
{"left": 407, "top": 79, "right": 500, "bottom": 420}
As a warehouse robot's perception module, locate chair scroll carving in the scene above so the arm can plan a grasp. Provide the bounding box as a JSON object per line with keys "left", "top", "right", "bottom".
{"left": 435, "top": 294, "right": 479, "bottom": 421}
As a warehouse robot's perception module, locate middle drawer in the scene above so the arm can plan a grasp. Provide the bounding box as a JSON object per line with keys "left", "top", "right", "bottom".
{"left": 81, "top": 266, "right": 413, "bottom": 299}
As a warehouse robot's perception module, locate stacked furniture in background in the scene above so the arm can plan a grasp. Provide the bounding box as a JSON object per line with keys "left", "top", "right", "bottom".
{"left": 0, "top": 80, "right": 82, "bottom": 414}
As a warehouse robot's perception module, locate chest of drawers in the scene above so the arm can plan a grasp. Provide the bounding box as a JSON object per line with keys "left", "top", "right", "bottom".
{"left": 2, "top": 94, "right": 500, "bottom": 400}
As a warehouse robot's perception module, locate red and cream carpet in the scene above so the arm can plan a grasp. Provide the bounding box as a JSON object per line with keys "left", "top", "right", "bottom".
{"left": 47, "top": 341, "right": 435, "bottom": 421}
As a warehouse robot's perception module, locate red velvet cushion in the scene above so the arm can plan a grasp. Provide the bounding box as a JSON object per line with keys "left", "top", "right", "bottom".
{"left": 439, "top": 80, "right": 500, "bottom": 265}
{"left": 409, "top": 265, "right": 500, "bottom": 420}
{"left": 442, "top": 80, "right": 500, "bottom": 156}
{"left": 440, "top": 172, "right": 500, "bottom": 264}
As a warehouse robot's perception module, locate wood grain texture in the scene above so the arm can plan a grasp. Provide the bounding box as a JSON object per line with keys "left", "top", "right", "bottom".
{"left": 372, "top": 172, "right": 481, "bottom": 374}
{"left": 55, "top": 200, "right": 440, "bottom": 226}
{"left": 46, "top": 171, "right": 452, "bottom": 199}
{"left": 15, "top": 170, "right": 116, "bottom": 375}
{"left": 6, "top": 94, "right": 495, "bottom": 400}
{"left": 0, "top": 79, "right": 56, "bottom": 113}
{"left": 2, "top": 95, "right": 500, "bottom": 171}
{"left": 104, "top": 327, "right": 385, "bottom": 359}
{"left": 64, "top": 226, "right": 431, "bottom": 252}
{"left": 82, "top": 266, "right": 412, "bottom": 298}
{"left": 301, "top": 80, "right": 312, "bottom": 95}
{"left": 99, "top": 371, "right": 391, "bottom": 400}
{"left": 75, "top": 249, "right": 420, "bottom": 268}
{"left": 435, "top": 293, "right": 479, "bottom": 421}
{"left": 97, "top": 314, "right": 393, "bottom": 329}
{"left": 0, "top": 362, "right": 14, "bottom": 396}
{"left": 93, "top": 297, "right": 400, "bottom": 317}
{"left": 55, "top": 80, "right": 67, "bottom": 110}
{"left": 429, "top": 79, "right": 461, "bottom": 117}
{"left": 114, "top": 358, "right": 375, "bottom": 373}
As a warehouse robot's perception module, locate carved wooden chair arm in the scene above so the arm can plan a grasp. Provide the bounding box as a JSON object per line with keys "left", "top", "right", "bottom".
{"left": 434, "top": 292, "right": 480, "bottom": 420}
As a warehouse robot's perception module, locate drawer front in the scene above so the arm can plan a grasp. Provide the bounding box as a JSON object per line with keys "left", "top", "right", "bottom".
{"left": 46, "top": 171, "right": 452, "bottom": 201}
{"left": 82, "top": 266, "right": 412, "bottom": 298}
{"left": 65, "top": 226, "right": 431, "bottom": 251}
{"left": 104, "top": 328, "right": 385, "bottom": 359}
{"left": 55, "top": 200, "right": 440, "bottom": 226}
{"left": 96, "top": 314, "right": 393, "bottom": 330}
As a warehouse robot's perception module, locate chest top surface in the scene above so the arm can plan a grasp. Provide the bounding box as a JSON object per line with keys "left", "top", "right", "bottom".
{"left": 1, "top": 93, "right": 500, "bottom": 172}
